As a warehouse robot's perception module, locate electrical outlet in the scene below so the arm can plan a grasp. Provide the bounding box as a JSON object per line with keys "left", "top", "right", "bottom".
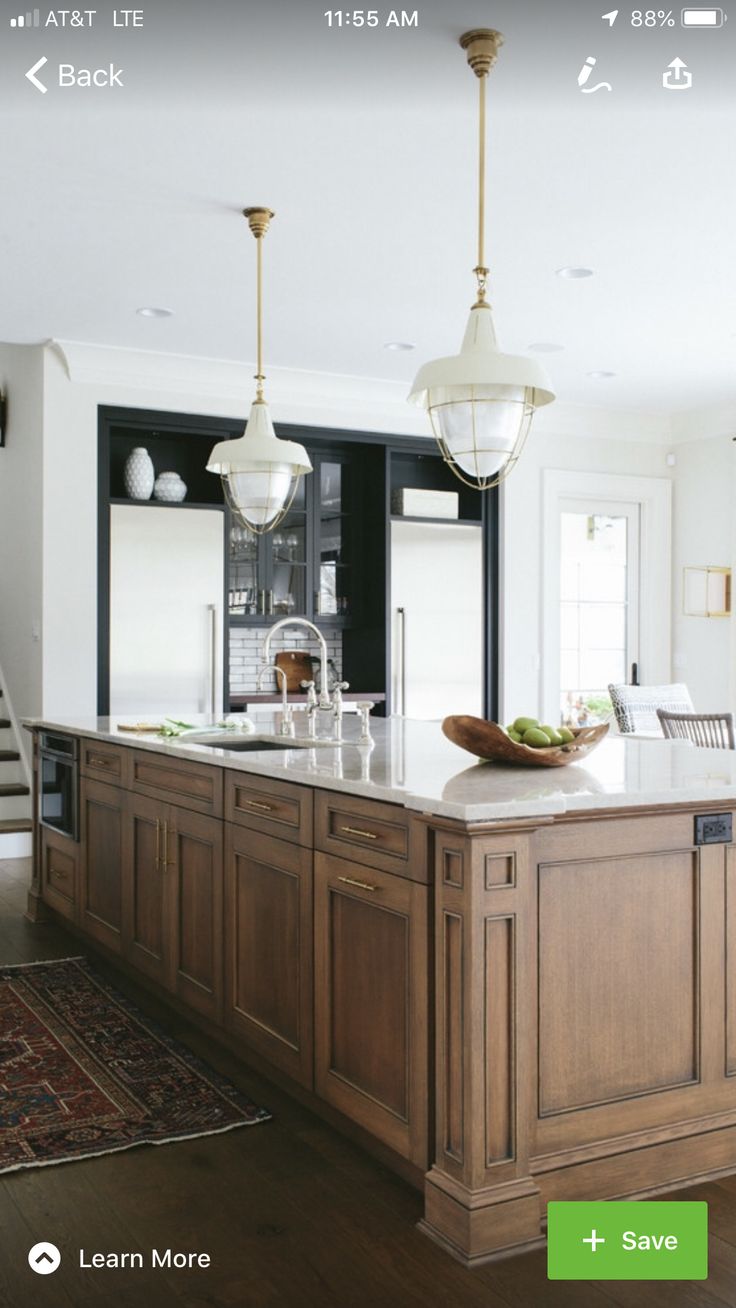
{"left": 694, "top": 813, "right": 732, "bottom": 845}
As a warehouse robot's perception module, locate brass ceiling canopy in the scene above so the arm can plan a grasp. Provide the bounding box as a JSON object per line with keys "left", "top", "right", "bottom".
{"left": 459, "top": 29, "right": 504, "bottom": 78}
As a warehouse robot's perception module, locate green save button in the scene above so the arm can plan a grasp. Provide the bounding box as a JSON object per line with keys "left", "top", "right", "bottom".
{"left": 548, "top": 1201, "right": 708, "bottom": 1280}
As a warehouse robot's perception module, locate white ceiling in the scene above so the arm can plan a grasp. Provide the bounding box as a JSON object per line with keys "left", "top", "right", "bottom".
{"left": 2, "top": 0, "right": 735, "bottom": 413}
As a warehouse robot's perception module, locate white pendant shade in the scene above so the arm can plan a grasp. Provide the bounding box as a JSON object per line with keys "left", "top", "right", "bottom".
{"left": 408, "top": 308, "right": 555, "bottom": 488}
{"left": 207, "top": 400, "right": 312, "bottom": 532}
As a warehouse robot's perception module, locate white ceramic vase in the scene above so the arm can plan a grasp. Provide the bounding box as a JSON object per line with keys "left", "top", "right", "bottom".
{"left": 124, "top": 447, "right": 155, "bottom": 500}
{"left": 153, "top": 471, "right": 187, "bottom": 503}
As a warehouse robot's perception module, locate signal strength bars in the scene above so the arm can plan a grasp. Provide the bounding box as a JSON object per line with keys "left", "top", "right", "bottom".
{"left": 10, "top": 9, "right": 40, "bottom": 26}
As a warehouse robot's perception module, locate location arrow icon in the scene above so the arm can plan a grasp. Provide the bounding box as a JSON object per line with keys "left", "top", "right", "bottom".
{"left": 601, "top": 10, "right": 619, "bottom": 25}
{"left": 25, "top": 56, "right": 48, "bottom": 94}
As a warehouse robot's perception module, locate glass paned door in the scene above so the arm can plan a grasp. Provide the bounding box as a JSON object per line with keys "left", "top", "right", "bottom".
{"left": 559, "top": 501, "right": 640, "bottom": 726}
{"left": 317, "top": 459, "right": 351, "bottom": 617}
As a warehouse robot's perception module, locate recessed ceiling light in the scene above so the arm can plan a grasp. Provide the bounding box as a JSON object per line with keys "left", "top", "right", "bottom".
{"left": 587, "top": 370, "right": 616, "bottom": 379}
{"left": 136, "top": 306, "right": 174, "bottom": 319}
{"left": 383, "top": 341, "right": 416, "bottom": 352}
{"left": 555, "top": 267, "right": 594, "bottom": 280}
{"left": 528, "top": 342, "right": 564, "bottom": 354}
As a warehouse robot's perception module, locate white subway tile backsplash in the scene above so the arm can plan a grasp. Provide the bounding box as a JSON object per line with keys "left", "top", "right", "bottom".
{"left": 229, "top": 626, "right": 343, "bottom": 695}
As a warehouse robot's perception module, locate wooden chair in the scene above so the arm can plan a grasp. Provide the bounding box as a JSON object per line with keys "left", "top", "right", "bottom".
{"left": 656, "top": 709, "right": 735, "bottom": 750}
{"left": 608, "top": 682, "right": 693, "bottom": 734}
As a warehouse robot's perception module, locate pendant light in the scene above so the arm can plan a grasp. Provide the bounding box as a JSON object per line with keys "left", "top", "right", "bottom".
{"left": 408, "top": 30, "right": 555, "bottom": 489}
{"left": 207, "top": 208, "right": 312, "bottom": 533}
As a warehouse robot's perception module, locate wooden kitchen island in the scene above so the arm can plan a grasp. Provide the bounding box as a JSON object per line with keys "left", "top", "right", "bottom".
{"left": 25, "top": 714, "right": 736, "bottom": 1266}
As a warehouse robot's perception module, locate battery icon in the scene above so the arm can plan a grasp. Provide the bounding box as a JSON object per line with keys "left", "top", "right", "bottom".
{"left": 681, "top": 7, "right": 727, "bottom": 23}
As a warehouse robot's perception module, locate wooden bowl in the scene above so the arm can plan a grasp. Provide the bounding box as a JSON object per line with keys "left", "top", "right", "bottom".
{"left": 442, "top": 716, "right": 609, "bottom": 768}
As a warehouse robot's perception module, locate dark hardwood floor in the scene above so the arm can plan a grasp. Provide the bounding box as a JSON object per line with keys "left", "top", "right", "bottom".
{"left": 3, "top": 857, "right": 736, "bottom": 1308}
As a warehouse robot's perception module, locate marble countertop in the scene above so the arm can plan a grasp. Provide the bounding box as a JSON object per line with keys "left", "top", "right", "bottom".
{"left": 24, "top": 712, "right": 736, "bottom": 824}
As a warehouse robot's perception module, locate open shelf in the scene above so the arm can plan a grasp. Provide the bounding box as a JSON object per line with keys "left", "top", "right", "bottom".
{"left": 390, "top": 515, "right": 482, "bottom": 528}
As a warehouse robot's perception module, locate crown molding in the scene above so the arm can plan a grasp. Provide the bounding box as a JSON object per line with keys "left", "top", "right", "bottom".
{"left": 49, "top": 339, "right": 681, "bottom": 446}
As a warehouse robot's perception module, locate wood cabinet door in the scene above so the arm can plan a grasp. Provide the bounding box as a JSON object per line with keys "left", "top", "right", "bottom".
{"left": 123, "top": 791, "right": 170, "bottom": 987}
{"left": 79, "top": 778, "right": 125, "bottom": 954}
{"left": 41, "top": 825, "right": 78, "bottom": 922}
{"left": 167, "top": 805, "right": 224, "bottom": 1023}
{"left": 314, "top": 852, "right": 429, "bottom": 1167}
{"left": 225, "top": 823, "right": 313, "bottom": 1088}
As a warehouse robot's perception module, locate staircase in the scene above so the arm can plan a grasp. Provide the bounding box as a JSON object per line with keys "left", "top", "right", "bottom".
{"left": 0, "top": 684, "right": 32, "bottom": 857}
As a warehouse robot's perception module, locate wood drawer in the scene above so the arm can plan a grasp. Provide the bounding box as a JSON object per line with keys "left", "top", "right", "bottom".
{"left": 130, "top": 749, "right": 223, "bottom": 818}
{"left": 225, "top": 771, "right": 313, "bottom": 846}
{"left": 81, "top": 738, "right": 129, "bottom": 786}
{"left": 41, "top": 825, "right": 78, "bottom": 921}
{"left": 315, "top": 791, "right": 427, "bottom": 882}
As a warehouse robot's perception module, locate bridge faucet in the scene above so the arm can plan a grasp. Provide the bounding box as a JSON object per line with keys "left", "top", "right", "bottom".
{"left": 262, "top": 618, "right": 331, "bottom": 709}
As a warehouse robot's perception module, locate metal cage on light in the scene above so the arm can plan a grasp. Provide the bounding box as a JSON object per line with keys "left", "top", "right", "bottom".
{"left": 408, "top": 29, "right": 555, "bottom": 490}
{"left": 206, "top": 208, "right": 312, "bottom": 535}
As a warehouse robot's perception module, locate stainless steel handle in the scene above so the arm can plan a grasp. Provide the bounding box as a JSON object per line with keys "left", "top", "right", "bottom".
{"left": 267, "top": 589, "right": 274, "bottom": 616}
{"left": 244, "top": 799, "right": 273, "bottom": 812}
{"left": 340, "top": 825, "right": 378, "bottom": 841}
{"left": 397, "top": 607, "right": 406, "bottom": 716}
{"left": 207, "top": 603, "right": 217, "bottom": 718}
{"left": 338, "top": 875, "right": 378, "bottom": 893}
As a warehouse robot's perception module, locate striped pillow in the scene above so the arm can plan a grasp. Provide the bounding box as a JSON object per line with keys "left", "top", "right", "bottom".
{"left": 608, "top": 683, "right": 694, "bottom": 735}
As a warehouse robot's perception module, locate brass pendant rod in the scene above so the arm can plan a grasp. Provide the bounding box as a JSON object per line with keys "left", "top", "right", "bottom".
{"left": 243, "top": 207, "right": 274, "bottom": 400}
{"left": 473, "top": 71, "right": 489, "bottom": 307}
{"left": 478, "top": 72, "right": 486, "bottom": 273}
{"left": 255, "top": 233, "right": 265, "bottom": 401}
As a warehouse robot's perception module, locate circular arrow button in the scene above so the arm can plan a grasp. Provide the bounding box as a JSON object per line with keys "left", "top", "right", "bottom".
{"left": 28, "top": 1242, "right": 61, "bottom": 1275}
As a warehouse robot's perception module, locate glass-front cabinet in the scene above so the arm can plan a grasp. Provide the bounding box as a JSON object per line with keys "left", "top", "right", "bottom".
{"left": 228, "top": 444, "right": 354, "bottom": 626}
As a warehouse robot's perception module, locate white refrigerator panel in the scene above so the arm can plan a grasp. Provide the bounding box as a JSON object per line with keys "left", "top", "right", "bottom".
{"left": 110, "top": 506, "right": 224, "bottom": 716}
{"left": 391, "top": 520, "right": 484, "bottom": 720}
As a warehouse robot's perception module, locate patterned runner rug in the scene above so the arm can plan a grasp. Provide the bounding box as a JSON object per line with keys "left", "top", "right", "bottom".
{"left": 0, "top": 957, "right": 270, "bottom": 1174}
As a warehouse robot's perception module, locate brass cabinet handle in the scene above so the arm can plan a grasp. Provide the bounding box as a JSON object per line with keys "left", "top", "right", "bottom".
{"left": 244, "top": 799, "right": 273, "bottom": 812}
{"left": 89, "top": 754, "right": 112, "bottom": 768}
{"left": 338, "top": 875, "right": 378, "bottom": 893}
{"left": 163, "top": 820, "right": 175, "bottom": 867}
{"left": 51, "top": 868, "right": 69, "bottom": 880}
{"left": 340, "top": 825, "right": 378, "bottom": 841}
{"left": 155, "top": 818, "right": 161, "bottom": 873}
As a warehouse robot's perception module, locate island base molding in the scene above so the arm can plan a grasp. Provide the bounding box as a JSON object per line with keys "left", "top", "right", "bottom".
{"left": 422, "top": 1120, "right": 736, "bottom": 1266}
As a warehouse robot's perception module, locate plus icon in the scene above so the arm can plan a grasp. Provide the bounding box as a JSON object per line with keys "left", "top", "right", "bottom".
{"left": 583, "top": 1228, "right": 606, "bottom": 1252}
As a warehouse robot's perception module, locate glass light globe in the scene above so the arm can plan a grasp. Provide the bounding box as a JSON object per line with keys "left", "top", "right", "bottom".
{"left": 408, "top": 308, "right": 554, "bottom": 489}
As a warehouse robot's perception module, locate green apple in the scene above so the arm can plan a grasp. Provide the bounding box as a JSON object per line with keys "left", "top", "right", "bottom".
{"left": 523, "top": 727, "right": 552, "bottom": 748}
{"left": 558, "top": 727, "right": 575, "bottom": 743}
{"left": 540, "top": 724, "right": 563, "bottom": 746}
{"left": 513, "top": 716, "right": 539, "bottom": 733}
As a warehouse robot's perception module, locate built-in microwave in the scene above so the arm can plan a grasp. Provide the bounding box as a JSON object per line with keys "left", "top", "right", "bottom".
{"left": 39, "top": 731, "right": 79, "bottom": 842}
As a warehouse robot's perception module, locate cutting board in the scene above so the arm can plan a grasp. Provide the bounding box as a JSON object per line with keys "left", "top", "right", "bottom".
{"left": 275, "top": 650, "right": 315, "bottom": 693}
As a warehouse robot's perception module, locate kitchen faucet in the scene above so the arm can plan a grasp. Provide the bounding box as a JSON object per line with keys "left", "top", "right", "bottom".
{"left": 262, "top": 618, "right": 336, "bottom": 710}
{"left": 257, "top": 663, "right": 294, "bottom": 736}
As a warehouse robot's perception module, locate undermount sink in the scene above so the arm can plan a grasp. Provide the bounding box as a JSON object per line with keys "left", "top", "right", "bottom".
{"left": 193, "top": 735, "right": 336, "bottom": 752}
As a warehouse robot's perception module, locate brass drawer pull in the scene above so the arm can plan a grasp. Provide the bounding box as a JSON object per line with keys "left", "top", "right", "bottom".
{"left": 163, "top": 820, "right": 175, "bottom": 867}
{"left": 244, "top": 799, "right": 273, "bottom": 812}
{"left": 155, "top": 818, "right": 161, "bottom": 873}
{"left": 338, "top": 875, "right": 378, "bottom": 893}
{"left": 89, "top": 754, "right": 113, "bottom": 768}
{"left": 340, "top": 825, "right": 378, "bottom": 841}
{"left": 50, "top": 868, "right": 69, "bottom": 880}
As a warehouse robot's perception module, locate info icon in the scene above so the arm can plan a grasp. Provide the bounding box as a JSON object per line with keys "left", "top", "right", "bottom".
{"left": 28, "top": 1242, "right": 62, "bottom": 1275}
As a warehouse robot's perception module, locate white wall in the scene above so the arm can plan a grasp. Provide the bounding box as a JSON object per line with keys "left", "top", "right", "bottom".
{"left": 670, "top": 435, "right": 734, "bottom": 712}
{"left": 0, "top": 344, "right": 44, "bottom": 760}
